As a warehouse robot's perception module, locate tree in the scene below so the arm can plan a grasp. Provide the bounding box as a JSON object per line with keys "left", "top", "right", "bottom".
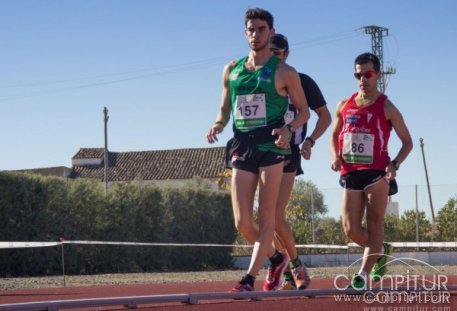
{"left": 399, "top": 210, "right": 432, "bottom": 242}
{"left": 383, "top": 213, "right": 401, "bottom": 242}
{"left": 436, "top": 197, "right": 457, "bottom": 241}
{"left": 314, "top": 217, "right": 346, "bottom": 245}
{"left": 287, "top": 179, "right": 328, "bottom": 245}
{"left": 216, "top": 169, "right": 232, "bottom": 191}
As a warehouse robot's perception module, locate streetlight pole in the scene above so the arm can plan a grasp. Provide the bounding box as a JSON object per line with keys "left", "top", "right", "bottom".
{"left": 419, "top": 138, "right": 435, "bottom": 224}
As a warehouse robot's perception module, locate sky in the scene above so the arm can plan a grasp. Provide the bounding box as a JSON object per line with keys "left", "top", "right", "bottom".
{"left": 1, "top": 0, "right": 456, "bottom": 220}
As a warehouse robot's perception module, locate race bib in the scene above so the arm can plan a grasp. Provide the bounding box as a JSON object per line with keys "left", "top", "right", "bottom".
{"left": 342, "top": 133, "right": 374, "bottom": 164}
{"left": 234, "top": 93, "right": 267, "bottom": 130}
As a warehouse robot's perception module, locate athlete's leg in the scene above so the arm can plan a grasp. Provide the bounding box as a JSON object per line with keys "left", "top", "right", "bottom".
{"left": 231, "top": 168, "right": 259, "bottom": 243}
{"left": 341, "top": 189, "right": 367, "bottom": 247}
{"left": 274, "top": 172, "right": 297, "bottom": 260}
{"left": 246, "top": 162, "right": 284, "bottom": 277}
{"left": 360, "top": 179, "right": 389, "bottom": 274}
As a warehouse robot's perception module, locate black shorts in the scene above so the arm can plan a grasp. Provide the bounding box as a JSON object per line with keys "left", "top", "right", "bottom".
{"left": 225, "top": 137, "right": 288, "bottom": 174}
{"left": 283, "top": 144, "right": 304, "bottom": 175}
{"left": 225, "top": 138, "right": 234, "bottom": 169}
{"left": 339, "top": 170, "right": 398, "bottom": 196}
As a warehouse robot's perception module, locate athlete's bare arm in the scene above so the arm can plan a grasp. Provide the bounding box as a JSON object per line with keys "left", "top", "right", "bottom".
{"left": 206, "top": 61, "right": 235, "bottom": 144}
{"left": 276, "top": 63, "right": 310, "bottom": 130}
{"left": 301, "top": 104, "right": 332, "bottom": 160}
{"left": 271, "top": 63, "right": 310, "bottom": 148}
{"left": 330, "top": 99, "right": 347, "bottom": 171}
{"left": 384, "top": 99, "right": 413, "bottom": 177}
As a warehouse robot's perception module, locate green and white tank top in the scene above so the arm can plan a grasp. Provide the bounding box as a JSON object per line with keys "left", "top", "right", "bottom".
{"left": 229, "top": 56, "right": 288, "bottom": 132}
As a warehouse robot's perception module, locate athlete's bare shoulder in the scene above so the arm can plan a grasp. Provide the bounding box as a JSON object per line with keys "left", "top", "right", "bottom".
{"left": 224, "top": 60, "right": 237, "bottom": 72}
{"left": 222, "top": 60, "right": 237, "bottom": 81}
{"left": 277, "top": 62, "right": 298, "bottom": 75}
{"left": 337, "top": 98, "right": 349, "bottom": 109}
{"left": 384, "top": 98, "right": 402, "bottom": 120}
{"left": 384, "top": 98, "right": 396, "bottom": 109}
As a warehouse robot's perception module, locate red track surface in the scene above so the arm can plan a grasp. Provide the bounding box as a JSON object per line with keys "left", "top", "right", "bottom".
{"left": 1, "top": 276, "right": 456, "bottom": 311}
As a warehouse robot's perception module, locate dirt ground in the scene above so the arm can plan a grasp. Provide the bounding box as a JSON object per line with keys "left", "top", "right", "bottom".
{"left": 2, "top": 265, "right": 456, "bottom": 291}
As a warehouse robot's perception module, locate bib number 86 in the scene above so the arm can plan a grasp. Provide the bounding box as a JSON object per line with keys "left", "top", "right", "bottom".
{"left": 352, "top": 143, "right": 365, "bottom": 153}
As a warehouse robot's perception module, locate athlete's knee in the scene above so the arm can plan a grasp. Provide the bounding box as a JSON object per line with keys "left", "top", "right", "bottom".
{"left": 343, "top": 222, "right": 362, "bottom": 239}
{"left": 234, "top": 218, "right": 255, "bottom": 236}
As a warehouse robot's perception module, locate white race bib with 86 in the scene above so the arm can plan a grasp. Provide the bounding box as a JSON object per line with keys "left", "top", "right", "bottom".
{"left": 342, "top": 133, "right": 374, "bottom": 164}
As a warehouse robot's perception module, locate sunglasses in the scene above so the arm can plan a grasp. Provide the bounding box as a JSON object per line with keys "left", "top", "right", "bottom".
{"left": 354, "top": 71, "right": 377, "bottom": 80}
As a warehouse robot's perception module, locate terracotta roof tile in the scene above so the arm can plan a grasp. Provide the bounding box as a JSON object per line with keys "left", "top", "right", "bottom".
{"left": 70, "top": 147, "right": 226, "bottom": 182}
{"left": 72, "top": 148, "right": 104, "bottom": 159}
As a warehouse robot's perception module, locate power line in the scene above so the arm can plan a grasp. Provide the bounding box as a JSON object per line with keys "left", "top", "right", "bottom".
{"left": 292, "top": 29, "right": 361, "bottom": 49}
{"left": 0, "top": 56, "right": 229, "bottom": 89}
{"left": 0, "top": 57, "right": 226, "bottom": 102}
{"left": 0, "top": 29, "right": 366, "bottom": 101}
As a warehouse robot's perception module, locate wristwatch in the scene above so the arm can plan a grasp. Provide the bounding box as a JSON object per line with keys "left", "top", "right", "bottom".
{"left": 391, "top": 160, "right": 400, "bottom": 170}
{"left": 305, "top": 137, "right": 315, "bottom": 147}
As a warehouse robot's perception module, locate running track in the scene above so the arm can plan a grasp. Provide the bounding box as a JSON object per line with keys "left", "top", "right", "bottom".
{"left": 1, "top": 276, "right": 456, "bottom": 310}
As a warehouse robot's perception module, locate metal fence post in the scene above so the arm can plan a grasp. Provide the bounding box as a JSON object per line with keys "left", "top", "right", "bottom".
{"left": 60, "top": 237, "right": 66, "bottom": 287}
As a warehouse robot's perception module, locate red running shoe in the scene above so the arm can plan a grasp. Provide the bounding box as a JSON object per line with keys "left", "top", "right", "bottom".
{"left": 263, "top": 254, "right": 289, "bottom": 291}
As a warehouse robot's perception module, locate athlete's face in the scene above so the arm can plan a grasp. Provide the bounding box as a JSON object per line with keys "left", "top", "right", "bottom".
{"left": 354, "top": 62, "right": 380, "bottom": 93}
{"left": 245, "top": 19, "right": 274, "bottom": 52}
{"left": 270, "top": 49, "right": 289, "bottom": 63}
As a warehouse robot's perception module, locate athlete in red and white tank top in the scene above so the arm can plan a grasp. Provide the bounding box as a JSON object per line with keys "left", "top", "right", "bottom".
{"left": 338, "top": 92, "right": 392, "bottom": 175}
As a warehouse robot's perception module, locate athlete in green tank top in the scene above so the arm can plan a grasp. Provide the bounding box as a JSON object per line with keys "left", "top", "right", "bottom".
{"left": 229, "top": 55, "right": 290, "bottom": 155}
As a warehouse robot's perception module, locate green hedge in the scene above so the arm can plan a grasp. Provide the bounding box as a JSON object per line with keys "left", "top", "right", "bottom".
{"left": 0, "top": 172, "right": 235, "bottom": 276}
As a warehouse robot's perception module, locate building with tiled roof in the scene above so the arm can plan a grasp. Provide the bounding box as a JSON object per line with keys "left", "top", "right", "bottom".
{"left": 70, "top": 147, "right": 227, "bottom": 186}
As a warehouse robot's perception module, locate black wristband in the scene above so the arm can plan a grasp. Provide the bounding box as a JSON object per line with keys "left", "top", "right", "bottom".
{"left": 305, "top": 136, "right": 315, "bottom": 147}
{"left": 391, "top": 160, "right": 400, "bottom": 170}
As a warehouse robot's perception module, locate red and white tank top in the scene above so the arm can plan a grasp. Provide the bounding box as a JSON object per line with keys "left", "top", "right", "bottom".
{"left": 338, "top": 92, "right": 392, "bottom": 175}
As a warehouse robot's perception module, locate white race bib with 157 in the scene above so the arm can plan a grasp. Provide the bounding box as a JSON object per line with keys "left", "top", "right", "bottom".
{"left": 234, "top": 93, "right": 267, "bottom": 130}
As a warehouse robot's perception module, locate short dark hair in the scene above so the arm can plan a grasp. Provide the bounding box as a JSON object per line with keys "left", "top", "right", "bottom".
{"left": 355, "top": 52, "right": 381, "bottom": 72}
{"left": 245, "top": 8, "right": 274, "bottom": 29}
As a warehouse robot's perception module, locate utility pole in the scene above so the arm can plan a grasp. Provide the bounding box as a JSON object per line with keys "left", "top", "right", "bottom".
{"left": 360, "top": 25, "right": 396, "bottom": 93}
{"left": 103, "top": 107, "right": 109, "bottom": 193}
{"left": 419, "top": 138, "right": 435, "bottom": 227}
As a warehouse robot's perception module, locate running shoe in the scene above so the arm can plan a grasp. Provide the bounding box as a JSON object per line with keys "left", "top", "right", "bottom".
{"left": 263, "top": 253, "right": 289, "bottom": 291}
{"left": 229, "top": 281, "right": 254, "bottom": 292}
{"left": 348, "top": 274, "right": 366, "bottom": 290}
{"left": 371, "top": 242, "right": 393, "bottom": 282}
{"left": 291, "top": 264, "right": 311, "bottom": 290}
{"left": 278, "top": 279, "right": 297, "bottom": 290}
